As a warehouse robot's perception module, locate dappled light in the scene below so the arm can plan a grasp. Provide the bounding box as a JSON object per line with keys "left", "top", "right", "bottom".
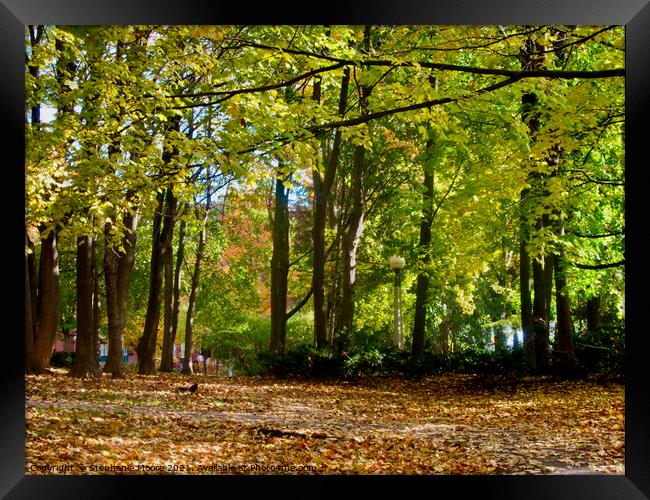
{"left": 26, "top": 370, "right": 623, "bottom": 475}
{"left": 25, "top": 24, "right": 624, "bottom": 476}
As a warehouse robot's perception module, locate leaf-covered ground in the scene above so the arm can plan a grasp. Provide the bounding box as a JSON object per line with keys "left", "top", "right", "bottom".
{"left": 25, "top": 370, "right": 624, "bottom": 475}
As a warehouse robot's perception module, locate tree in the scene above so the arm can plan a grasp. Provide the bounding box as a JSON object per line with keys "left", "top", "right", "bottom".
{"left": 182, "top": 204, "right": 210, "bottom": 375}
{"left": 269, "top": 167, "right": 291, "bottom": 354}
{"left": 137, "top": 183, "right": 178, "bottom": 374}
{"left": 69, "top": 232, "right": 100, "bottom": 378}
{"left": 25, "top": 25, "right": 624, "bottom": 378}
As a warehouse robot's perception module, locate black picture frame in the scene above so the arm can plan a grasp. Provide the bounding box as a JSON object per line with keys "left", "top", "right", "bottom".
{"left": 5, "top": 1, "right": 648, "bottom": 498}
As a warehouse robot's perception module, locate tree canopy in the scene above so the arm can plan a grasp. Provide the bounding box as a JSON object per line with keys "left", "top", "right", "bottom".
{"left": 25, "top": 24, "right": 624, "bottom": 377}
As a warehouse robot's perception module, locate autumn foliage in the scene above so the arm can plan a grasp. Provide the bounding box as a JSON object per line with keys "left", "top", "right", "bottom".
{"left": 26, "top": 371, "right": 623, "bottom": 475}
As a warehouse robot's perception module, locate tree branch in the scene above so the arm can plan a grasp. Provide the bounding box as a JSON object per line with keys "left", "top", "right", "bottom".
{"left": 285, "top": 286, "right": 313, "bottom": 321}
{"left": 570, "top": 230, "right": 624, "bottom": 239}
{"left": 573, "top": 260, "right": 624, "bottom": 270}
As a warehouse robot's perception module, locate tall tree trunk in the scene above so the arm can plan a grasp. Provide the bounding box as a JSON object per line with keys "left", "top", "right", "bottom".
{"left": 70, "top": 234, "right": 100, "bottom": 378}
{"left": 26, "top": 26, "right": 44, "bottom": 372}
{"left": 326, "top": 181, "right": 343, "bottom": 345}
{"left": 338, "top": 145, "right": 366, "bottom": 339}
{"left": 532, "top": 250, "right": 551, "bottom": 372}
{"left": 554, "top": 239, "right": 577, "bottom": 374}
{"left": 182, "top": 208, "right": 209, "bottom": 375}
{"left": 336, "top": 26, "right": 372, "bottom": 344}
{"left": 312, "top": 171, "right": 329, "bottom": 350}
{"left": 104, "top": 210, "right": 139, "bottom": 378}
{"left": 160, "top": 200, "right": 179, "bottom": 372}
{"left": 519, "top": 214, "right": 535, "bottom": 369}
{"left": 587, "top": 296, "right": 601, "bottom": 332}
{"left": 519, "top": 34, "right": 544, "bottom": 371}
{"left": 137, "top": 186, "right": 177, "bottom": 374}
{"left": 170, "top": 218, "right": 187, "bottom": 366}
{"left": 92, "top": 243, "right": 101, "bottom": 368}
{"left": 32, "top": 229, "right": 60, "bottom": 373}
{"left": 136, "top": 114, "right": 179, "bottom": 374}
{"left": 270, "top": 172, "right": 290, "bottom": 355}
{"left": 412, "top": 134, "right": 436, "bottom": 357}
{"left": 311, "top": 68, "right": 350, "bottom": 349}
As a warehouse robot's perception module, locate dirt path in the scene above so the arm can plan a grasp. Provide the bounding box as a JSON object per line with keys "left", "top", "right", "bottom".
{"left": 26, "top": 396, "right": 621, "bottom": 475}
{"left": 25, "top": 374, "right": 625, "bottom": 475}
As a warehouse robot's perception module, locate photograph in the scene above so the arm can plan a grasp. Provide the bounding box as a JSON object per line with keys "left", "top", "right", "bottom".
{"left": 5, "top": 3, "right": 648, "bottom": 497}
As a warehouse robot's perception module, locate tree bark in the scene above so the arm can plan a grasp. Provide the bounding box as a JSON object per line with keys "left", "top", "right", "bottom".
{"left": 325, "top": 181, "right": 343, "bottom": 345}
{"left": 532, "top": 255, "right": 551, "bottom": 372}
{"left": 587, "top": 296, "right": 601, "bottom": 332}
{"left": 338, "top": 145, "right": 366, "bottom": 338}
{"left": 336, "top": 27, "right": 372, "bottom": 343}
{"left": 270, "top": 172, "right": 290, "bottom": 355}
{"left": 137, "top": 186, "right": 177, "bottom": 374}
{"left": 519, "top": 216, "right": 535, "bottom": 369}
{"left": 554, "top": 244, "right": 577, "bottom": 374}
{"left": 311, "top": 67, "right": 350, "bottom": 349}
{"left": 92, "top": 244, "right": 101, "bottom": 367}
{"left": 170, "top": 217, "right": 187, "bottom": 367}
{"left": 70, "top": 234, "right": 100, "bottom": 378}
{"left": 25, "top": 27, "right": 44, "bottom": 373}
{"left": 519, "top": 35, "right": 544, "bottom": 371}
{"left": 32, "top": 229, "right": 60, "bottom": 373}
{"left": 160, "top": 200, "right": 179, "bottom": 372}
{"left": 104, "top": 210, "right": 139, "bottom": 378}
{"left": 182, "top": 208, "right": 209, "bottom": 374}
{"left": 412, "top": 135, "right": 436, "bottom": 357}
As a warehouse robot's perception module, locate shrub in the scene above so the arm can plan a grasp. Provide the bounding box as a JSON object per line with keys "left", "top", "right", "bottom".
{"left": 257, "top": 342, "right": 529, "bottom": 379}
{"left": 50, "top": 351, "right": 75, "bottom": 368}
{"left": 343, "top": 348, "right": 385, "bottom": 378}
{"left": 258, "top": 344, "right": 346, "bottom": 378}
{"left": 574, "top": 323, "right": 625, "bottom": 375}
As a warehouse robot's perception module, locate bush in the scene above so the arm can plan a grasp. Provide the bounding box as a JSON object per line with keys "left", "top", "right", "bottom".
{"left": 50, "top": 351, "right": 75, "bottom": 368}
{"left": 574, "top": 324, "right": 625, "bottom": 375}
{"left": 258, "top": 344, "right": 346, "bottom": 378}
{"left": 257, "top": 343, "right": 526, "bottom": 379}
{"left": 343, "top": 348, "right": 386, "bottom": 378}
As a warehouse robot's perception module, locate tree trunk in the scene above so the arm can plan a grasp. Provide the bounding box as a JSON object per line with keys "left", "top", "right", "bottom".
{"left": 270, "top": 172, "right": 290, "bottom": 355}
{"left": 532, "top": 256, "right": 551, "bottom": 372}
{"left": 160, "top": 200, "right": 179, "bottom": 372}
{"left": 182, "top": 208, "right": 209, "bottom": 375}
{"left": 519, "top": 224, "right": 535, "bottom": 369}
{"left": 325, "top": 181, "right": 343, "bottom": 345}
{"left": 312, "top": 171, "right": 329, "bottom": 350}
{"left": 338, "top": 145, "right": 366, "bottom": 338}
{"left": 25, "top": 27, "right": 43, "bottom": 372}
{"left": 104, "top": 210, "right": 139, "bottom": 378}
{"left": 170, "top": 218, "right": 187, "bottom": 367}
{"left": 587, "top": 296, "right": 601, "bottom": 332}
{"left": 337, "top": 27, "right": 371, "bottom": 344}
{"left": 311, "top": 68, "right": 350, "bottom": 349}
{"left": 32, "top": 229, "right": 60, "bottom": 373}
{"left": 70, "top": 234, "right": 100, "bottom": 378}
{"left": 92, "top": 244, "right": 101, "bottom": 368}
{"left": 412, "top": 135, "right": 436, "bottom": 357}
{"left": 137, "top": 187, "right": 176, "bottom": 374}
{"left": 554, "top": 246, "right": 577, "bottom": 374}
{"left": 519, "top": 35, "right": 544, "bottom": 371}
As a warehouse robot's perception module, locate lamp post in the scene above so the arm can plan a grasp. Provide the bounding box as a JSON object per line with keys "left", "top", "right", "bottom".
{"left": 389, "top": 255, "right": 405, "bottom": 350}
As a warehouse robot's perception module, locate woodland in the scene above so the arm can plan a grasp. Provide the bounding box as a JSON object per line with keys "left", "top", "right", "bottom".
{"left": 25, "top": 25, "right": 625, "bottom": 474}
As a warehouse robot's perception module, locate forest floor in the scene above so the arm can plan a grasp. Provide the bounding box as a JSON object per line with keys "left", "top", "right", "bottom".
{"left": 25, "top": 370, "right": 625, "bottom": 475}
